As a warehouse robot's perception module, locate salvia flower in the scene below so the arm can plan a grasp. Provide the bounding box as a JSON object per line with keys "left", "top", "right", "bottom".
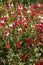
{"left": 35, "top": 61, "right": 40, "bottom": 65}
{"left": 16, "top": 41, "right": 21, "bottom": 48}
{"left": 25, "top": 38, "right": 31, "bottom": 46}
{"left": 5, "top": 43, "right": 10, "bottom": 49}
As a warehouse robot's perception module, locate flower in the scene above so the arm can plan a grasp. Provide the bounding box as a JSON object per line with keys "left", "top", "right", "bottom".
{"left": 22, "top": 18, "right": 27, "bottom": 28}
{"left": 6, "top": 6, "right": 11, "bottom": 11}
{"left": 40, "top": 9, "right": 43, "bottom": 14}
{"left": 4, "top": 26, "right": 9, "bottom": 33}
{"left": 40, "top": 28, "right": 43, "bottom": 32}
{"left": 37, "top": 2, "right": 41, "bottom": 7}
{"left": 32, "top": 11, "right": 38, "bottom": 16}
{"left": 16, "top": 41, "right": 21, "bottom": 48}
{"left": 39, "top": 34, "right": 43, "bottom": 39}
{"left": 25, "top": 38, "right": 31, "bottom": 46}
{"left": 40, "top": 22, "right": 43, "bottom": 27}
{"left": 35, "top": 61, "right": 40, "bottom": 65}
{"left": 17, "top": 18, "right": 21, "bottom": 23}
{"left": 29, "top": 3, "right": 34, "bottom": 10}
{"left": 17, "top": 6, "right": 23, "bottom": 11}
{"left": 22, "top": 18, "right": 26, "bottom": 24}
{"left": 27, "top": 10, "right": 32, "bottom": 14}
{"left": 14, "top": 33, "right": 19, "bottom": 37}
{"left": 31, "top": 39, "right": 38, "bottom": 43}
{"left": 5, "top": 43, "right": 10, "bottom": 49}
{"left": 41, "top": 59, "right": 43, "bottom": 65}
{"left": 9, "top": 23, "right": 13, "bottom": 28}
{"left": 0, "top": 23, "right": 3, "bottom": 28}
{"left": 18, "top": 28, "right": 22, "bottom": 32}
{"left": 16, "top": 10, "right": 21, "bottom": 15}
{"left": 34, "top": 24, "right": 41, "bottom": 29}
{"left": 13, "top": 18, "right": 20, "bottom": 26}
{"left": 5, "top": 32, "right": 9, "bottom": 38}
{"left": 16, "top": 3, "right": 23, "bottom": 11}
{"left": 13, "top": 20, "right": 18, "bottom": 27}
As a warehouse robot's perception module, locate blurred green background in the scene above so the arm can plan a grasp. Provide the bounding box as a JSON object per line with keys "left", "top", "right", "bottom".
{"left": 1, "top": 0, "right": 43, "bottom": 4}
{"left": 0, "top": 0, "right": 43, "bottom": 6}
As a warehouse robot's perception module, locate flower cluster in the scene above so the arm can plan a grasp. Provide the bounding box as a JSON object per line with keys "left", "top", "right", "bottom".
{"left": 0, "top": 0, "right": 43, "bottom": 65}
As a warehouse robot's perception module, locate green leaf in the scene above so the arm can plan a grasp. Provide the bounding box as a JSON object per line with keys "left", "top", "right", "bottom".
{"left": 19, "top": 62, "right": 24, "bottom": 65}
{"left": 2, "top": 0, "right": 6, "bottom": 3}
{"left": 10, "top": 0, "right": 12, "bottom": 2}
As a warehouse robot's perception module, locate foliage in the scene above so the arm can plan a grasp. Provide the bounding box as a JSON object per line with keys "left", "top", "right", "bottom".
{"left": 0, "top": 0, "right": 43, "bottom": 65}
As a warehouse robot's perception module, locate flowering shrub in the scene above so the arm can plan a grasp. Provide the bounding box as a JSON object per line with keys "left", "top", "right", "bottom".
{"left": 0, "top": 0, "right": 43, "bottom": 65}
